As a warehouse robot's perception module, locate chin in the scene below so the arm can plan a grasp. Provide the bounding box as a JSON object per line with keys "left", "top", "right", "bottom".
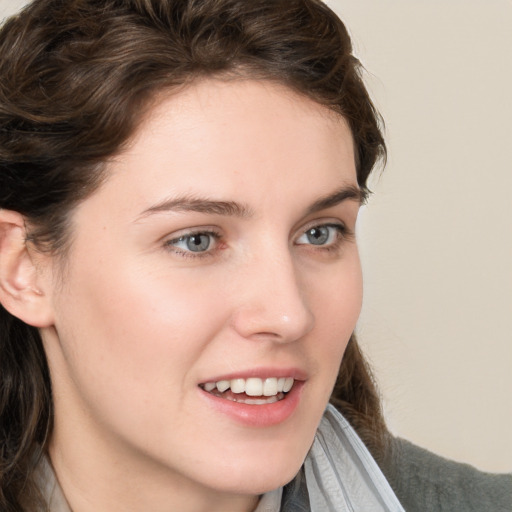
{"left": 211, "top": 466, "right": 301, "bottom": 496}
{"left": 202, "top": 444, "right": 308, "bottom": 496}
{"left": 193, "top": 405, "right": 322, "bottom": 495}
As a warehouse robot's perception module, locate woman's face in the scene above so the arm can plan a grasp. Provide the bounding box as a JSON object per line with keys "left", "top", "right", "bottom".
{"left": 42, "top": 79, "right": 363, "bottom": 504}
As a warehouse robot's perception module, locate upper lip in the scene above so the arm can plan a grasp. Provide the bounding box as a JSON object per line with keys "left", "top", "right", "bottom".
{"left": 199, "top": 367, "right": 308, "bottom": 384}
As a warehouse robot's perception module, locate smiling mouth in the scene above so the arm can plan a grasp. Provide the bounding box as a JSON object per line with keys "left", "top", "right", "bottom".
{"left": 199, "top": 377, "right": 295, "bottom": 405}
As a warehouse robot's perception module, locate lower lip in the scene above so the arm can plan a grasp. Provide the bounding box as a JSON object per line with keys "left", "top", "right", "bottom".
{"left": 199, "top": 381, "right": 305, "bottom": 427}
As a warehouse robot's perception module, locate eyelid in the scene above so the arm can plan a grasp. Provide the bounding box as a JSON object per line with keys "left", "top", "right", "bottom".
{"left": 163, "top": 227, "right": 222, "bottom": 258}
{"left": 160, "top": 218, "right": 353, "bottom": 259}
{"left": 296, "top": 223, "right": 341, "bottom": 241}
{"left": 294, "top": 219, "right": 354, "bottom": 251}
{"left": 162, "top": 224, "right": 222, "bottom": 243}
{"left": 296, "top": 218, "right": 349, "bottom": 237}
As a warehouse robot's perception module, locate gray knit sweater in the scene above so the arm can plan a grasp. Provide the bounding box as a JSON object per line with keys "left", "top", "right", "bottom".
{"left": 381, "top": 437, "right": 512, "bottom": 512}
{"left": 281, "top": 435, "right": 511, "bottom": 511}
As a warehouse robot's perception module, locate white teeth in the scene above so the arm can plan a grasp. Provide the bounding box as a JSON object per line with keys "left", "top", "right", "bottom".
{"left": 245, "top": 378, "right": 263, "bottom": 396}
{"left": 226, "top": 395, "right": 280, "bottom": 405}
{"left": 243, "top": 396, "right": 279, "bottom": 405}
{"left": 283, "top": 377, "right": 294, "bottom": 393}
{"left": 230, "top": 378, "right": 245, "bottom": 394}
{"left": 216, "top": 380, "right": 230, "bottom": 392}
{"left": 263, "top": 378, "right": 278, "bottom": 396}
{"left": 202, "top": 376, "right": 296, "bottom": 397}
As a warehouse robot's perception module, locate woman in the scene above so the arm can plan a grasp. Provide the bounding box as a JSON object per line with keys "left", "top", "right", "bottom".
{"left": 0, "top": 1, "right": 509, "bottom": 511}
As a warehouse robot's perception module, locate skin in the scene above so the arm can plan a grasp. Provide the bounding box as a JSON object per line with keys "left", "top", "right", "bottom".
{"left": 35, "top": 79, "right": 363, "bottom": 512}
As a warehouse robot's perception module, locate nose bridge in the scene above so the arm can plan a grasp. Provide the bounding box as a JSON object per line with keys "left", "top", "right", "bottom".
{"left": 231, "top": 246, "right": 314, "bottom": 342}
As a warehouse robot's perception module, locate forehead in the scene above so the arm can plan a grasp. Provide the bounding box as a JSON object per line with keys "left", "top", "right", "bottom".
{"left": 116, "top": 78, "right": 355, "bottom": 181}
{"left": 130, "top": 78, "right": 352, "bottom": 151}
{"left": 87, "top": 78, "right": 358, "bottom": 224}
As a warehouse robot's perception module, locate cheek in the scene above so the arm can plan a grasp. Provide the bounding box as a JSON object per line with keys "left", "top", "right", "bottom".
{"left": 309, "top": 254, "right": 363, "bottom": 378}
{"left": 310, "top": 251, "right": 363, "bottom": 330}
{"left": 51, "top": 256, "right": 229, "bottom": 420}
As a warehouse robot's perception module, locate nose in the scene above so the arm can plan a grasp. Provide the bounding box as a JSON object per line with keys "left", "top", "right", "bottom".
{"left": 230, "top": 251, "right": 315, "bottom": 343}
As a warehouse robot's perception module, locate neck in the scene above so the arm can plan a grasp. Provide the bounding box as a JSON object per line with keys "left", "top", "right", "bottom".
{"left": 42, "top": 329, "right": 261, "bottom": 512}
{"left": 47, "top": 437, "right": 260, "bottom": 512}
{"left": 45, "top": 390, "right": 260, "bottom": 512}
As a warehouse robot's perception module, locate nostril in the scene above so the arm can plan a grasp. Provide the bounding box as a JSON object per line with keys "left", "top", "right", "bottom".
{"left": 230, "top": 303, "right": 314, "bottom": 343}
{"left": 229, "top": 258, "right": 314, "bottom": 341}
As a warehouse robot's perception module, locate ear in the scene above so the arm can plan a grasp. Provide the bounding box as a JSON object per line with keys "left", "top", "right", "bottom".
{"left": 0, "top": 209, "right": 55, "bottom": 328}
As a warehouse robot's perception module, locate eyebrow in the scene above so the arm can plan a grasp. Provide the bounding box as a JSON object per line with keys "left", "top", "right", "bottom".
{"left": 305, "top": 185, "right": 365, "bottom": 215}
{"left": 137, "top": 184, "right": 363, "bottom": 221}
{"left": 137, "top": 196, "right": 253, "bottom": 220}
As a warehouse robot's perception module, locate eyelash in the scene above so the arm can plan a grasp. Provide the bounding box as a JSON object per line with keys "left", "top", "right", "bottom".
{"left": 163, "top": 223, "right": 352, "bottom": 259}
{"left": 295, "top": 223, "right": 350, "bottom": 250}
{"left": 163, "top": 229, "right": 222, "bottom": 259}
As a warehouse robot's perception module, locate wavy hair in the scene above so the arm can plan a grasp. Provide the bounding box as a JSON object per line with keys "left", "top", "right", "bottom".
{"left": 0, "top": 1, "right": 386, "bottom": 509}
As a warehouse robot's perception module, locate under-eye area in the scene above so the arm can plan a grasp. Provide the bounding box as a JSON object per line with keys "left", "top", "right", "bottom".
{"left": 162, "top": 221, "right": 353, "bottom": 262}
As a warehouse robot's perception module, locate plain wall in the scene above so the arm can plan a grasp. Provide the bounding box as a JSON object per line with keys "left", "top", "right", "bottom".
{"left": 1, "top": 0, "right": 511, "bottom": 473}
{"left": 328, "top": 0, "right": 512, "bottom": 472}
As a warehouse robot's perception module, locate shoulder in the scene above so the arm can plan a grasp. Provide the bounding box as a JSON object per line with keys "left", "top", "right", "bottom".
{"left": 381, "top": 437, "right": 512, "bottom": 512}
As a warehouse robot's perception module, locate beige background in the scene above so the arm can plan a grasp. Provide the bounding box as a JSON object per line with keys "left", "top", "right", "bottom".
{"left": 1, "top": 0, "right": 511, "bottom": 472}
{"left": 328, "top": 0, "right": 512, "bottom": 473}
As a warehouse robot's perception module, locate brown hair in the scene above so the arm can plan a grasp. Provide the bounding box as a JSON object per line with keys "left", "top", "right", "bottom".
{"left": 0, "top": 0, "right": 386, "bottom": 509}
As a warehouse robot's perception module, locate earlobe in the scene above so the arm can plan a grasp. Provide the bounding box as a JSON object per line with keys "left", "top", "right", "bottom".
{"left": 0, "top": 209, "right": 54, "bottom": 328}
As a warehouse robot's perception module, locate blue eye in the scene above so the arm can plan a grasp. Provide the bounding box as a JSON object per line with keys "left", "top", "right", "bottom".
{"left": 167, "top": 232, "right": 216, "bottom": 253}
{"left": 296, "top": 225, "right": 342, "bottom": 246}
